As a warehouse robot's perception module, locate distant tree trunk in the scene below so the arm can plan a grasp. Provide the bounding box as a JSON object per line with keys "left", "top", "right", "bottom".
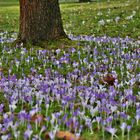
{"left": 79, "top": 0, "right": 91, "bottom": 2}
{"left": 18, "top": 0, "right": 67, "bottom": 44}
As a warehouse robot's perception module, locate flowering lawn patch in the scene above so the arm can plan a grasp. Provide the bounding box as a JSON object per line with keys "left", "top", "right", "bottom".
{"left": 0, "top": 33, "right": 140, "bottom": 139}
{"left": 0, "top": 0, "right": 140, "bottom": 39}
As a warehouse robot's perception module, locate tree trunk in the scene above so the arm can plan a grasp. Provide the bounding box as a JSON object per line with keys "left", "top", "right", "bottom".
{"left": 19, "top": 0, "right": 67, "bottom": 44}
{"left": 79, "top": 0, "right": 91, "bottom": 2}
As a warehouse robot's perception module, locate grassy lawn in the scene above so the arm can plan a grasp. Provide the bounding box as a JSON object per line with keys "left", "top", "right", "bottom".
{"left": 0, "top": 0, "right": 140, "bottom": 140}
{"left": 0, "top": 0, "right": 140, "bottom": 39}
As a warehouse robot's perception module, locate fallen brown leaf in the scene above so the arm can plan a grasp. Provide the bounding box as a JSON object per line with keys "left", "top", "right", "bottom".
{"left": 0, "top": 68, "right": 4, "bottom": 72}
{"left": 44, "top": 132, "right": 50, "bottom": 140}
{"left": 31, "top": 114, "right": 44, "bottom": 123}
{"left": 103, "top": 74, "right": 116, "bottom": 85}
{"left": 44, "top": 131, "right": 82, "bottom": 140}
{"left": 74, "top": 103, "right": 81, "bottom": 109}
{"left": 56, "top": 131, "right": 78, "bottom": 140}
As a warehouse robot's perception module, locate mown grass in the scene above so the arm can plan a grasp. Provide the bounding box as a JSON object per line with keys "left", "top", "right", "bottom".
{"left": 0, "top": 0, "right": 140, "bottom": 39}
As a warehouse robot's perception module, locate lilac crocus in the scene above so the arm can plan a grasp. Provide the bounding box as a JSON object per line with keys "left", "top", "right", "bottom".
{"left": 106, "top": 127, "right": 118, "bottom": 140}
{"left": 120, "top": 122, "right": 127, "bottom": 140}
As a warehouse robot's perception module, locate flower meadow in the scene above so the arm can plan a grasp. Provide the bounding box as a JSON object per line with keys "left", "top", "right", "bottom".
{"left": 0, "top": 32, "right": 140, "bottom": 140}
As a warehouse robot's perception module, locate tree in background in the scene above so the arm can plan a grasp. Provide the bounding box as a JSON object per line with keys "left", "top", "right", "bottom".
{"left": 79, "top": 0, "right": 91, "bottom": 2}
{"left": 18, "top": 0, "right": 67, "bottom": 44}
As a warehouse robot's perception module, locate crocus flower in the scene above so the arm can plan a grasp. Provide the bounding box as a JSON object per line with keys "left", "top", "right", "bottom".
{"left": 1, "top": 135, "right": 9, "bottom": 140}
{"left": 127, "top": 125, "right": 131, "bottom": 140}
{"left": 24, "top": 124, "right": 33, "bottom": 140}
{"left": 106, "top": 127, "right": 118, "bottom": 140}
{"left": 120, "top": 122, "right": 127, "bottom": 140}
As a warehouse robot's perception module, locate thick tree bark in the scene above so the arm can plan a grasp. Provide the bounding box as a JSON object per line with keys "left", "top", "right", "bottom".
{"left": 19, "top": 0, "right": 67, "bottom": 44}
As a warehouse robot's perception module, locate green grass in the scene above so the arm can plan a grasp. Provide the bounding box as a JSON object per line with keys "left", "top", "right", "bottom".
{"left": 0, "top": 0, "right": 19, "bottom": 31}
{"left": 0, "top": 1, "right": 140, "bottom": 140}
{"left": 0, "top": 0, "right": 140, "bottom": 39}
